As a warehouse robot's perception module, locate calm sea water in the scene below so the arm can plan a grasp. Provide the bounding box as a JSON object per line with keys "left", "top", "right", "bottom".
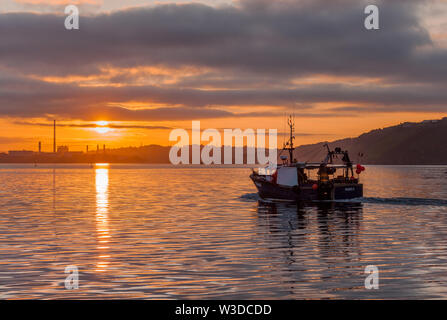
{"left": 1, "top": 164, "right": 447, "bottom": 299}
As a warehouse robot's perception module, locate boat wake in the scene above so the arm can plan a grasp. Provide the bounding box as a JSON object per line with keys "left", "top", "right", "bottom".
{"left": 358, "top": 197, "right": 447, "bottom": 207}
{"left": 241, "top": 193, "right": 447, "bottom": 207}
{"left": 239, "top": 193, "right": 261, "bottom": 201}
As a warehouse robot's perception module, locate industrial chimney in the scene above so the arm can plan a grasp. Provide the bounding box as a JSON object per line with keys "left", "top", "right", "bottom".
{"left": 53, "top": 120, "right": 56, "bottom": 153}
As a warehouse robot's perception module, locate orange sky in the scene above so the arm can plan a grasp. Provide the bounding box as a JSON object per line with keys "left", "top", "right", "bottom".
{"left": 1, "top": 0, "right": 447, "bottom": 152}
{"left": 2, "top": 112, "right": 447, "bottom": 152}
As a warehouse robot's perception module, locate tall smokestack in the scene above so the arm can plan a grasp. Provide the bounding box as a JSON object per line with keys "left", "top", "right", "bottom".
{"left": 53, "top": 120, "right": 56, "bottom": 153}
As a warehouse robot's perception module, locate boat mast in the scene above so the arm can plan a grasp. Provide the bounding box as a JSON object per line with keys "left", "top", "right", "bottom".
{"left": 286, "top": 115, "right": 295, "bottom": 163}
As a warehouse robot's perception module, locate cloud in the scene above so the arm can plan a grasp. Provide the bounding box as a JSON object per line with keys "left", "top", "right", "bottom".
{"left": 0, "top": 1, "right": 434, "bottom": 78}
{"left": 2, "top": 71, "right": 447, "bottom": 121}
{"left": 13, "top": 121, "right": 173, "bottom": 130}
{"left": 13, "top": 0, "right": 101, "bottom": 4}
{"left": 9, "top": 0, "right": 103, "bottom": 12}
{"left": 0, "top": 0, "right": 446, "bottom": 122}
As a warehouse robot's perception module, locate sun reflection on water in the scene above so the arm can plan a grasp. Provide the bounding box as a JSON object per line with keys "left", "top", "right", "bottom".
{"left": 95, "top": 166, "right": 110, "bottom": 272}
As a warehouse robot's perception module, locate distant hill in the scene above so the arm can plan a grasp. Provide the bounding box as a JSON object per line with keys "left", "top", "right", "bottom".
{"left": 294, "top": 117, "right": 447, "bottom": 165}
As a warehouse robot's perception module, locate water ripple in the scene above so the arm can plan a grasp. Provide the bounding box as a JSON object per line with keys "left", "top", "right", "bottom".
{"left": 1, "top": 164, "right": 447, "bottom": 299}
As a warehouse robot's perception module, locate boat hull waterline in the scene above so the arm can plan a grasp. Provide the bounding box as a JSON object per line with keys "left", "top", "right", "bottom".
{"left": 250, "top": 173, "right": 363, "bottom": 202}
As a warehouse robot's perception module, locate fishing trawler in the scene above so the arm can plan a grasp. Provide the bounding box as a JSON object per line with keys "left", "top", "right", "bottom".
{"left": 250, "top": 116, "right": 364, "bottom": 201}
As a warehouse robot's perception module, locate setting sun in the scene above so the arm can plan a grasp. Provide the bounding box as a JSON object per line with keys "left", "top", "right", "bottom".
{"left": 95, "top": 121, "right": 111, "bottom": 134}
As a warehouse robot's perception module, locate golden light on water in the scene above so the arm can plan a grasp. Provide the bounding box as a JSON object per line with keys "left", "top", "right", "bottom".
{"left": 95, "top": 167, "right": 110, "bottom": 271}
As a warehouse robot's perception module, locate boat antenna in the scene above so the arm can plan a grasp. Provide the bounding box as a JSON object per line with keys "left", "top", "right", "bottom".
{"left": 282, "top": 112, "right": 286, "bottom": 149}
{"left": 287, "top": 115, "right": 295, "bottom": 163}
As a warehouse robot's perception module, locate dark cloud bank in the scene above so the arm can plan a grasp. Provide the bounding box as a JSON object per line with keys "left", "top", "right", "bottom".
{"left": 0, "top": 0, "right": 445, "bottom": 121}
